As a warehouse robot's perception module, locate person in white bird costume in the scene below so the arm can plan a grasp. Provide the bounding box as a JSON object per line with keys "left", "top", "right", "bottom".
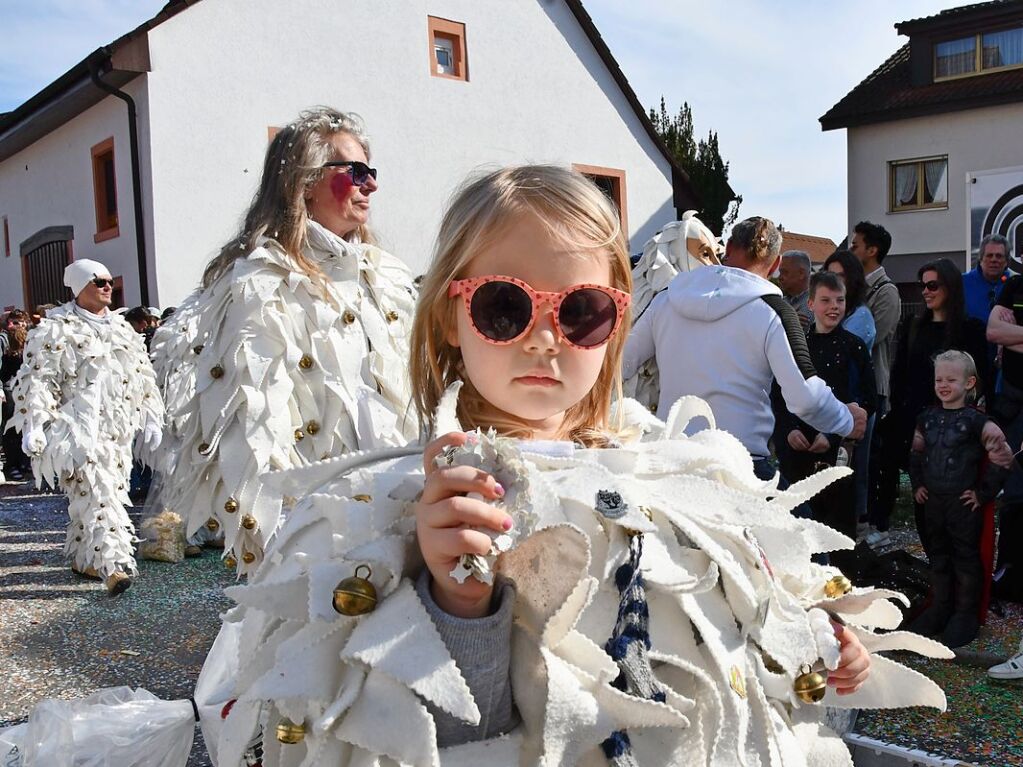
{"left": 192, "top": 167, "right": 952, "bottom": 767}
{"left": 149, "top": 107, "right": 417, "bottom": 574}
{"left": 7, "top": 259, "right": 164, "bottom": 594}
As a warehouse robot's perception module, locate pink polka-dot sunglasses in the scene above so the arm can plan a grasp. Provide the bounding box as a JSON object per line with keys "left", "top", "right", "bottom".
{"left": 447, "top": 275, "right": 631, "bottom": 350}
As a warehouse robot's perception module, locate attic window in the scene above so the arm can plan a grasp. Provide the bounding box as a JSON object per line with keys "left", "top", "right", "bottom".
{"left": 934, "top": 27, "right": 1023, "bottom": 80}
{"left": 429, "top": 17, "right": 467, "bottom": 81}
{"left": 573, "top": 164, "right": 629, "bottom": 243}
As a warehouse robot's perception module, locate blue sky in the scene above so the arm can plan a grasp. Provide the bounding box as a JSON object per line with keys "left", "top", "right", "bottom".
{"left": 1, "top": 0, "right": 954, "bottom": 239}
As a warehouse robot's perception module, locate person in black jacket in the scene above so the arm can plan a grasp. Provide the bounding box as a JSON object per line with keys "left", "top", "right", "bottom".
{"left": 907, "top": 350, "right": 1012, "bottom": 647}
{"left": 871, "top": 259, "right": 990, "bottom": 549}
{"left": 775, "top": 272, "right": 877, "bottom": 570}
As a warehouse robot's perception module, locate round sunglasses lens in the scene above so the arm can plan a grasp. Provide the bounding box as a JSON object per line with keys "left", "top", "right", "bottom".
{"left": 559, "top": 288, "right": 617, "bottom": 347}
{"left": 470, "top": 281, "right": 533, "bottom": 342}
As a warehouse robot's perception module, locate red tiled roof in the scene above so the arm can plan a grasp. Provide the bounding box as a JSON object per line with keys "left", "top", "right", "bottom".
{"left": 779, "top": 232, "right": 838, "bottom": 265}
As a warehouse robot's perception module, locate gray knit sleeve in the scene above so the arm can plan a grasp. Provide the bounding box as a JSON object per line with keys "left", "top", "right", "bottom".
{"left": 414, "top": 568, "right": 519, "bottom": 748}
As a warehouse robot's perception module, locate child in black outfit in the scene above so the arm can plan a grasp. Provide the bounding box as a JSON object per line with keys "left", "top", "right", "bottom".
{"left": 776, "top": 271, "right": 876, "bottom": 571}
{"left": 907, "top": 350, "right": 1013, "bottom": 647}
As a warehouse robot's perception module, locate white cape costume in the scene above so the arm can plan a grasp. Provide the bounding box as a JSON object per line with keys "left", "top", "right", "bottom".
{"left": 196, "top": 388, "right": 951, "bottom": 767}
{"left": 7, "top": 302, "right": 164, "bottom": 577}
{"left": 150, "top": 221, "right": 418, "bottom": 573}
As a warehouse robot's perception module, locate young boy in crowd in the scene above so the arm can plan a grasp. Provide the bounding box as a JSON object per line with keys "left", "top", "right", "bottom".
{"left": 775, "top": 271, "right": 877, "bottom": 571}
{"left": 908, "top": 350, "right": 1013, "bottom": 647}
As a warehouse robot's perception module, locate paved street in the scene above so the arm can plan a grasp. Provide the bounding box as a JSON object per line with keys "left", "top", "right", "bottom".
{"left": 0, "top": 478, "right": 232, "bottom": 766}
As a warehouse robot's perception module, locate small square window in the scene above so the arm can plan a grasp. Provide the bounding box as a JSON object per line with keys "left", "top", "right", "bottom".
{"left": 889, "top": 156, "right": 948, "bottom": 212}
{"left": 428, "top": 16, "right": 467, "bottom": 81}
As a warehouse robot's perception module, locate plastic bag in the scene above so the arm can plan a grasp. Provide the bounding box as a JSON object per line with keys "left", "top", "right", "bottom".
{"left": 0, "top": 687, "right": 194, "bottom": 766}
{"left": 137, "top": 509, "right": 187, "bottom": 563}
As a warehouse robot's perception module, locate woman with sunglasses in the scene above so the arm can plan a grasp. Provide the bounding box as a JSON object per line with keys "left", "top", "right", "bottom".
{"left": 149, "top": 106, "right": 417, "bottom": 574}
{"left": 874, "top": 259, "right": 990, "bottom": 550}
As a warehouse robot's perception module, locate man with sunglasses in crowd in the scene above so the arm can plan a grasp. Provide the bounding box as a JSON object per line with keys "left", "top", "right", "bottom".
{"left": 7, "top": 259, "right": 164, "bottom": 595}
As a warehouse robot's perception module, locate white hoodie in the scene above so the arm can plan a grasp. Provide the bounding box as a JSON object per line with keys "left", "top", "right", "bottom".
{"left": 623, "top": 265, "right": 853, "bottom": 457}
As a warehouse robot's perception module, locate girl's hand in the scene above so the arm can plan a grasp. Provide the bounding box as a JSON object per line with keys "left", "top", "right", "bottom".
{"left": 414, "top": 432, "right": 511, "bottom": 619}
{"left": 914, "top": 486, "right": 928, "bottom": 504}
{"left": 960, "top": 489, "right": 981, "bottom": 511}
{"left": 788, "top": 430, "right": 811, "bottom": 451}
{"left": 828, "top": 622, "right": 870, "bottom": 695}
{"left": 808, "top": 433, "right": 830, "bottom": 454}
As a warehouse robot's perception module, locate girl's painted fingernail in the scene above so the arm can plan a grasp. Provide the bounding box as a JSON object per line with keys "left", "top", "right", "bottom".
{"left": 494, "top": 482, "right": 505, "bottom": 497}
{"left": 502, "top": 517, "right": 513, "bottom": 531}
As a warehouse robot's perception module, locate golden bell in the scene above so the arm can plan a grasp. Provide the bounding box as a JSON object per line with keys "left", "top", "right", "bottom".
{"left": 824, "top": 574, "right": 852, "bottom": 599}
{"left": 793, "top": 668, "right": 827, "bottom": 704}
{"left": 294, "top": 429, "right": 305, "bottom": 441}
{"left": 210, "top": 365, "right": 224, "bottom": 379}
{"left": 342, "top": 310, "right": 356, "bottom": 325}
{"left": 241, "top": 514, "right": 257, "bottom": 530}
{"left": 333, "top": 564, "right": 377, "bottom": 616}
{"left": 352, "top": 494, "right": 372, "bottom": 503}
{"left": 275, "top": 718, "right": 306, "bottom": 744}
{"left": 385, "top": 310, "right": 399, "bottom": 323}
{"left": 206, "top": 518, "right": 220, "bottom": 532}
{"left": 299, "top": 354, "right": 314, "bottom": 370}
{"left": 224, "top": 497, "right": 239, "bottom": 513}
{"left": 224, "top": 555, "right": 237, "bottom": 569}
{"left": 305, "top": 420, "right": 320, "bottom": 435}
{"left": 242, "top": 551, "right": 256, "bottom": 564}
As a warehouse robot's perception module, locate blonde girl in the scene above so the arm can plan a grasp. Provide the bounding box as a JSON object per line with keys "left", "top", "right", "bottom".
{"left": 201, "top": 165, "right": 955, "bottom": 767}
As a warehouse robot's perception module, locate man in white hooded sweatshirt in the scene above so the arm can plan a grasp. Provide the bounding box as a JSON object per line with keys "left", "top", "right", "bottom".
{"left": 624, "top": 216, "right": 866, "bottom": 481}
{"left": 8, "top": 259, "right": 164, "bottom": 594}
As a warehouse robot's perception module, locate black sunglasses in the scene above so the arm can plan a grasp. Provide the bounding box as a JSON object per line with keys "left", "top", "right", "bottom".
{"left": 920, "top": 280, "right": 943, "bottom": 292}
{"left": 91, "top": 278, "right": 114, "bottom": 289}
{"left": 321, "top": 160, "right": 377, "bottom": 186}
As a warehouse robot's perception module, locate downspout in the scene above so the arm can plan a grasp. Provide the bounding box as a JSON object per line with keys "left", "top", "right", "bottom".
{"left": 88, "top": 53, "right": 150, "bottom": 306}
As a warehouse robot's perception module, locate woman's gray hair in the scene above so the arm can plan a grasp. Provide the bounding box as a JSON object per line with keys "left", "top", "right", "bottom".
{"left": 201, "top": 106, "right": 375, "bottom": 292}
{"left": 728, "top": 216, "right": 783, "bottom": 264}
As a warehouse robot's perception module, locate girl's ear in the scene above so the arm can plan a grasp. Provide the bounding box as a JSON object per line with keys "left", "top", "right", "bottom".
{"left": 446, "top": 314, "right": 461, "bottom": 348}
{"left": 967, "top": 375, "right": 978, "bottom": 391}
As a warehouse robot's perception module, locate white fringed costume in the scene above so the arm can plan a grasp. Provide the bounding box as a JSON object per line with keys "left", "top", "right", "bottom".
{"left": 624, "top": 212, "right": 720, "bottom": 411}
{"left": 195, "top": 389, "right": 951, "bottom": 767}
{"left": 150, "top": 221, "right": 418, "bottom": 573}
{"left": 7, "top": 302, "right": 164, "bottom": 577}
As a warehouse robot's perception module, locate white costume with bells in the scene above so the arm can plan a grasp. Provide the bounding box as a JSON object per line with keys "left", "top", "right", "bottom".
{"left": 8, "top": 260, "right": 164, "bottom": 582}
{"left": 150, "top": 221, "right": 417, "bottom": 574}
{"left": 196, "top": 387, "right": 950, "bottom": 767}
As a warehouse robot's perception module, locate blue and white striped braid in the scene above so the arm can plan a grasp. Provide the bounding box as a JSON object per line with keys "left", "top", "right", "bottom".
{"left": 601, "top": 531, "right": 664, "bottom": 766}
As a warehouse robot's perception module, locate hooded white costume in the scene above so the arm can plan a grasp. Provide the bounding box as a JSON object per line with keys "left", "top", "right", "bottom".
{"left": 150, "top": 221, "right": 418, "bottom": 573}
{"left": 7, "top": 260, "right": 164, "bottom": 589}
{"left": 194, "top": 387, "right": 951, "bottom": 767}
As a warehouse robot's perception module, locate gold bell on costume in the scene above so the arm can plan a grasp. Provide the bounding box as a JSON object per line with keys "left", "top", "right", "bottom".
{"left": 275, "top": 718, "right": 306, "bottom": 744}
{"left": 333, "top": 564, "right": 377, "bottom": 615}
{"left": 794, "top": 664, "right": 827, "bottom": 704}
{"left": 824, "top": 574, "right": 852, "bottom": 598}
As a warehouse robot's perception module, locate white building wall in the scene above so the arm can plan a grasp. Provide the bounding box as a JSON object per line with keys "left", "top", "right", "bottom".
{"left": 0, "top": 80, "right": 150, "bottom": 310}
{"left": 142, "top": 0, "right": 676, "bottom": 304}
{"left": 847, "top": 100, "right": 1023, "bottom": 282}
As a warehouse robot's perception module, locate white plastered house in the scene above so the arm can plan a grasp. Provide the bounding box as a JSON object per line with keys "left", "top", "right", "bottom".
{"left": 0, "top": 0, "right": 699, "bottom": 311}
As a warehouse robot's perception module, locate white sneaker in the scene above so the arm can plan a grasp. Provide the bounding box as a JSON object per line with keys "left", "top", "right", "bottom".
{"left": 988, "top": 641, "right": 1023, "bottom": 680}
{"left": 865, "top": 530, "right": 891, "bottom": 548}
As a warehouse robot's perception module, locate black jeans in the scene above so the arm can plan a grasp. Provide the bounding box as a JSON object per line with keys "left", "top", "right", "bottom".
{"left": 921, "top": 492, "right": 984, "bottom": 615}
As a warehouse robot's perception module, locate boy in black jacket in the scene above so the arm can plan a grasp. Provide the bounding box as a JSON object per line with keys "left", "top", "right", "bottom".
{"left": 776, "top": 271, "right": 877, "bottom": 570}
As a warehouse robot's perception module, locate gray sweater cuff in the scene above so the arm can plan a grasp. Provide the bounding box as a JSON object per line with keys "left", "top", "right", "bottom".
{"left": 414, "top": 568, "right": 519, "bottom": 747}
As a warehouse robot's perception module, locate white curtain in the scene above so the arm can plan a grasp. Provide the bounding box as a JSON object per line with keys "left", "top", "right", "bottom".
{"left": 983, "top": 28, "right": 1023, "bottom": 69}
{"left": 924, "top": 160, "right": 947, "bottom": 204}
{"left": 895, "top": 164, "right": 918, "bottom": 206}
{"left": 936, "top": 37, "right": 976, "bottom": 77}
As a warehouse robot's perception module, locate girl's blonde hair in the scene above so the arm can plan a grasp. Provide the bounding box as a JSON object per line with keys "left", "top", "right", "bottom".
{"left": 934, "top": 349, "right": 980, "bottom": 401}
{"left": 410, "top": 165, "right": 632, "bottom": 446}
{"left": 201, "top": 106, "right": 377, "bottom": 292}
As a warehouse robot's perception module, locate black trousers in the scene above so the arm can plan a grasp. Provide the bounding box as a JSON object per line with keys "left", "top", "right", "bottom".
{"left": 788, "top": 449, "right": 857, "bottom": 572}
{"left": 921, "top": 492, "right": 984, "bottom": 615}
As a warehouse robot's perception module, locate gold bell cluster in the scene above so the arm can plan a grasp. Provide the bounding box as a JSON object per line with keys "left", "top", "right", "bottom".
{"left": 824, "top": 574, "right": 852, "bottom": 599}
{"left": 333, "top": 564, "right": 377, "bottom": 616}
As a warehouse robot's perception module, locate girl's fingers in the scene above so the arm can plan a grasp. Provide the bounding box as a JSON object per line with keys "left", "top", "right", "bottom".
{"left": 426, "top": 527, "right": 499, "bottom": 560}
{"left": 420, "top": 495, "right": 512, "bottom": 533}
{"left": 423, "top": 432, "right": 468, "bottom": 476}
{"left": 420, "top": 465, "right": 504, "bottom": 505}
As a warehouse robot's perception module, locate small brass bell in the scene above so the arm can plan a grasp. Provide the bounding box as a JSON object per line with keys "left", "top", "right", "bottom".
{"left": 352, "top": 494, "right": 372, "bottom": 503}
{"left": 333, "top": 564, "right": 377, "bottom": 616}
{"left": 210, "top": 365, "right": 224, "bottom": 379}
{"left": 193, "top": 345, "right": 204, "bottom": 355}
{"left": 305, "top": 420, "right": 320, "bottom": 435}
{"left": 224, "top": 555, "right": 237, "bottom": 569}
{"left": 206, "top": 518, "right": 220, "bottom": 532}
{"left": 299, "top": 354, "right": 314, "bottom": 370}
{"left": 224, "top": 497, "right": 239, "bottom": 513}
{"left": 824, "top": 574, "right": 852, "bottom": 598}
{"left": 385, "top": 310, "right": 399, "bottom": 323}
{"left": 242, "top": 551, "right": 256, "bottom": 564}
{"left": 241, "top": 514, "right": 257, "bottom": 530}
{"left": 275, "top": 717, "right": 306, "bottom": 744}
{"left": 793, "top": 666, "right": 827, "bottom": 704}
{"left": 294, "top": 429, "right": 305, "bottom": 441}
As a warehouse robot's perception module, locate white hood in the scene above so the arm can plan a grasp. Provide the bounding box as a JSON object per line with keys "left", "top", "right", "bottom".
{"left": 666, "top": 264, "right": 781, "bottom": 323}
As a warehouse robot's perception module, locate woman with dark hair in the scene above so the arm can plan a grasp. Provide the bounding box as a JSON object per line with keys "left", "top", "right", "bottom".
{"left": 824, "top": 249, "right": 876, "bottom": 351}
{"left": 873, "top": 258, "right": 989, "bottom": 548}
{"left": 1, "top": 309, "right": 31, "bottom": 480}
